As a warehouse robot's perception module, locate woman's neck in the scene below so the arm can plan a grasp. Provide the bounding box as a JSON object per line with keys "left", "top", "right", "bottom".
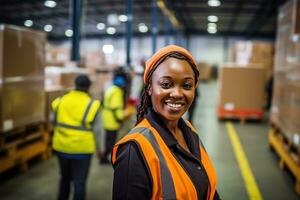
{"left": 164, "top": 119, "right": 179, "bottom": 136}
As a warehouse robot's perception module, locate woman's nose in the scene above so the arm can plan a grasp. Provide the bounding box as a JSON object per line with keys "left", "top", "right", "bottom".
{"left": 170, "top": 86, "right": 183, "bottom": 98}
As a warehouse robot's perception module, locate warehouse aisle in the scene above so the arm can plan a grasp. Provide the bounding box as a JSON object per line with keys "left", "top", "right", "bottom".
{"left": 195, "top": 81, "right": 299, "bottom": 200}
{"left": 0, "top": 81, "right": 299, "bottom": 200}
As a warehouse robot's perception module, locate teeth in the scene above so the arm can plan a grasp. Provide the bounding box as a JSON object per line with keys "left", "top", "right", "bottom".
{"left": 167, "top": 103, "right": 182, "bottom": 108}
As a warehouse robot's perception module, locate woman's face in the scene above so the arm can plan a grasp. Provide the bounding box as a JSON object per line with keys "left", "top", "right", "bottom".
{"left": 149, "top": 57, "right": 196, "bottom": 122}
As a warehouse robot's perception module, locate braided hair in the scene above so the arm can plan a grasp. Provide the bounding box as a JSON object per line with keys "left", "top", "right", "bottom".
{"left": 136, "top": 52, "right": 200, "bottom": 125}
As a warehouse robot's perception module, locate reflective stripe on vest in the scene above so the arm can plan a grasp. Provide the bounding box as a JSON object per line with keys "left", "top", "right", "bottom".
{"left": 112, "top": 119, "right": 217, "bottom": 200}
{"left": 54, "top": 99, "right": 94, "bottom": 132}
{"left": 128, "top": 127, "right": 176, "bottom": 199}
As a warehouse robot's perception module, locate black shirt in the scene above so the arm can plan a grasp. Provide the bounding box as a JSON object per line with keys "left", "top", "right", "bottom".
{"left": 113, "top": 109, "right": 221, "bottom": 200}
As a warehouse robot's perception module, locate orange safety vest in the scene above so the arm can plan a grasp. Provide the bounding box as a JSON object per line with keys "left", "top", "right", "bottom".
{"left": 112, "top": 118, "right": 217, "bottom": 200}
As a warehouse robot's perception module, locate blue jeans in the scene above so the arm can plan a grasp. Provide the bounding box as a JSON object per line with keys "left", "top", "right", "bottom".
{"left": 57, "top": 155, "right": 91, "bottom": 200}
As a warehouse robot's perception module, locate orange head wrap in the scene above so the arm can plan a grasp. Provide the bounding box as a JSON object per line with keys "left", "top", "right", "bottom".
{"left": 144, "top": 45, "right": 197, "bottom": 83}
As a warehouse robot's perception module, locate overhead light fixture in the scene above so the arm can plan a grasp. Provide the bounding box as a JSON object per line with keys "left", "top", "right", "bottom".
{"left": 118, "top": 15, "right": 128, "bottom": 22}
{"left": 97, "top": 23, "right": 106, "bottom": 30}
{"left": 207, "top": 15, "right": 218, "bottom": 23}
{"left": 208, "top": 0, "right": 221, "bottom": 7}
{"left": 207, "top": 23, "right": 217, "bottom": 29}
{"left": 44, "top": 24, "right": 53, "bottom": 32}
{"left": 24, "top": 20, "right": 33, "bottom": 27}
{"left": 44, "top": 0, "right": 57, "bottom": 8}
{"left": 102, "top": 44, "right": 114, "bottom": 54}
{"left": 65, "top": 29, "right": 73, "bottom": 37}
{"left": 207, "top": 26, "right": 217, "bottom": 34}
{"left": 106, "top": 27, "right": 116, "bottom": 35}
{"left": 138, "top": 23, "right": 148, "bottom": 33}
{"left": 107, "top": 14, "right": 119, "bottom": 26}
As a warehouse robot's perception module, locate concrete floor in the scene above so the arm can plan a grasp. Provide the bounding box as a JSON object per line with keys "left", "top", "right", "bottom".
{"left": 0, "top": 81, "right": 299, "bottom": 200}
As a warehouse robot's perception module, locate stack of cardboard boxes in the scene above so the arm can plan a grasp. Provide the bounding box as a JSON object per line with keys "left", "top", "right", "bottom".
{"left": 218, "top": 41, "right": 273, "bottom": 119}
{"left": 0, "top": 25, "right": 46, "bottom": 132}
{"left": 217, "top": 63, "right": 266, "bottom": 119}
{"left": 233, "top": 41, "right": 274, "bottom": 81}
{"left": 46, "top": 44, "right": 70, "bottom": 67}
{"left": 271, "top": 0, "right": 300, "bottom": 150}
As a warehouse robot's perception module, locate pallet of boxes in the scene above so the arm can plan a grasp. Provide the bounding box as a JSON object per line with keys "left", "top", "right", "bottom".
{"left": 268, "top": 0, "right": 300, "bottom": 194}
{"left": 217, "top": 41, "right": 273, "bottom": 122}
{"left": 0, "top": 25, "right": 51, "bottom": 173}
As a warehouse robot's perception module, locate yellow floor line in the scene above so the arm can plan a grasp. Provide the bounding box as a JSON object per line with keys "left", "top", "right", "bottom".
{"left": 226, "top": 122, "right": 263, "bottom": 200}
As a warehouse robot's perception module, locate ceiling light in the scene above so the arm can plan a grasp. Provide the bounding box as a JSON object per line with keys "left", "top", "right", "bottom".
{"left": 118, "top": 15, "right": 128, "bottom": 22}
{"left": 97, "top": 23, "right": 106, "bottom": 30}
{"left": 138, "top": 23, "right": 148, "bottom": 33}
{"left": 102, "top": 44, "right": 114, "bottom": 54}
{"left": 207, "top": 15, "right": 218, "bottom": 23}
{"left": 207, "top": 27, "right": 217, "bottom": 34}
{"left": 44, "top": 0, "right": 56, "bottom": 8}
{"left": 207, "top": 23, "right": 217, "bottom": 29}
{"left": 106, "top": 27, "right": 116, "bottom": 35}
{"left": 44, "top": 24, "right": 53, "bottom": 32}
{"left": 24, "top": 20, "right": 33, "bottom": 27}
{"left": 65, "top": 29, "right": 73, "bottom": 37}
{"left": 107, "top": 14, "right": 119, "bottom": 26}
{"left": 208, "top": 0, "right": 221, "bottom": 7}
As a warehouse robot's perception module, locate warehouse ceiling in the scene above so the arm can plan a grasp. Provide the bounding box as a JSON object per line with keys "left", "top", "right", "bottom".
{"left": 0, "top": 0, "right": 288, "bottom": 41}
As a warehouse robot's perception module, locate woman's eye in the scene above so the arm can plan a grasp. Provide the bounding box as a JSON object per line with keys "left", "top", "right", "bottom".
{"left": 160, "top": 82, "right": 171, "bottom": 88}
{"left": 183, "top": 83, "right": 193, "bottom": 90}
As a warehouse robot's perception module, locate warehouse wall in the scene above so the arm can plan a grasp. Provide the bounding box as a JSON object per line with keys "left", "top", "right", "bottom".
{"left": 53, "top": 36, "right": 273, "bottom": 67}
{"left": 189, "top": 36, "right": 224, "bottom": 66}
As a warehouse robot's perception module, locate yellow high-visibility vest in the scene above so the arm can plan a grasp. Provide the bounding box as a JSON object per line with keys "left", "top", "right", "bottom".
{"left": 101, "top": 85, "right": 124, "bottom": 131}
{"left": 52, "top": 90, "right": 100, "bottom": 154}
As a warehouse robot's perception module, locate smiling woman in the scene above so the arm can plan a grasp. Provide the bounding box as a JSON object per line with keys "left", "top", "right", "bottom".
{"left": 111, "top": 45, "right": 221, "bottom": 200}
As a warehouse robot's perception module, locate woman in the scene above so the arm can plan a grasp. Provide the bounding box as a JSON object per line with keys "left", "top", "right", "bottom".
{"left": 112, "top": 45, "right": 220, "bottom": 200}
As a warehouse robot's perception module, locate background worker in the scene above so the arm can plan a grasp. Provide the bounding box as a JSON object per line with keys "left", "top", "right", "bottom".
{"left": 112, "top": 45, "right": 221, "bottom": 200}
{"left": 51, "top": 74, "right": 103, "bottom": 200}
{"left": 101, "top": 68, "right": 128, "bottom": 164}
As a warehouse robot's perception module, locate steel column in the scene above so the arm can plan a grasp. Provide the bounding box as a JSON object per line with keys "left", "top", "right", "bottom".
{"left": 70, "top": 0, "right": 82, "bottom": 61}
{"left": 126, "top": 0, "right": 133, "bottom": 66}
{"left": 151, "top": 0, "right": 158, "bottom": 54}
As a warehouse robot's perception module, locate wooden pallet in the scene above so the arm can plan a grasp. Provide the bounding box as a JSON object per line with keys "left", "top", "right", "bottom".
{"left": 268, "top": 126, "right": 300, "bottom": 195}
{"left": 217, "top": 107, "right": 264, "bottom": 124}
{"left": 0, "top": 123, "right": 51, "bottom": 173}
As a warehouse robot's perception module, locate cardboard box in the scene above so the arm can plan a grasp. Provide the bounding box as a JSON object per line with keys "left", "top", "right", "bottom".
{"left": 45, "top": 66, "right": 88, "bottom": 89}
{"left": 46, "top": 44, "right": 70, "bottom": 67}
{"left": 278, "top": 0, "right": 300, "bottom": 34}
{"left": 82, "top": 51, "right": 106, "bottom": 69}
{"left": 218, "top": 66, "right": 265, "bottom": 110}
{"left": 198, "top": 62, "right": 212, "bottom": 81}
{"left": 0, "top": 25, "right": 46, "bottom": 132}
{"left": 233, "top": 41, "right": 274, "bottom": 80}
